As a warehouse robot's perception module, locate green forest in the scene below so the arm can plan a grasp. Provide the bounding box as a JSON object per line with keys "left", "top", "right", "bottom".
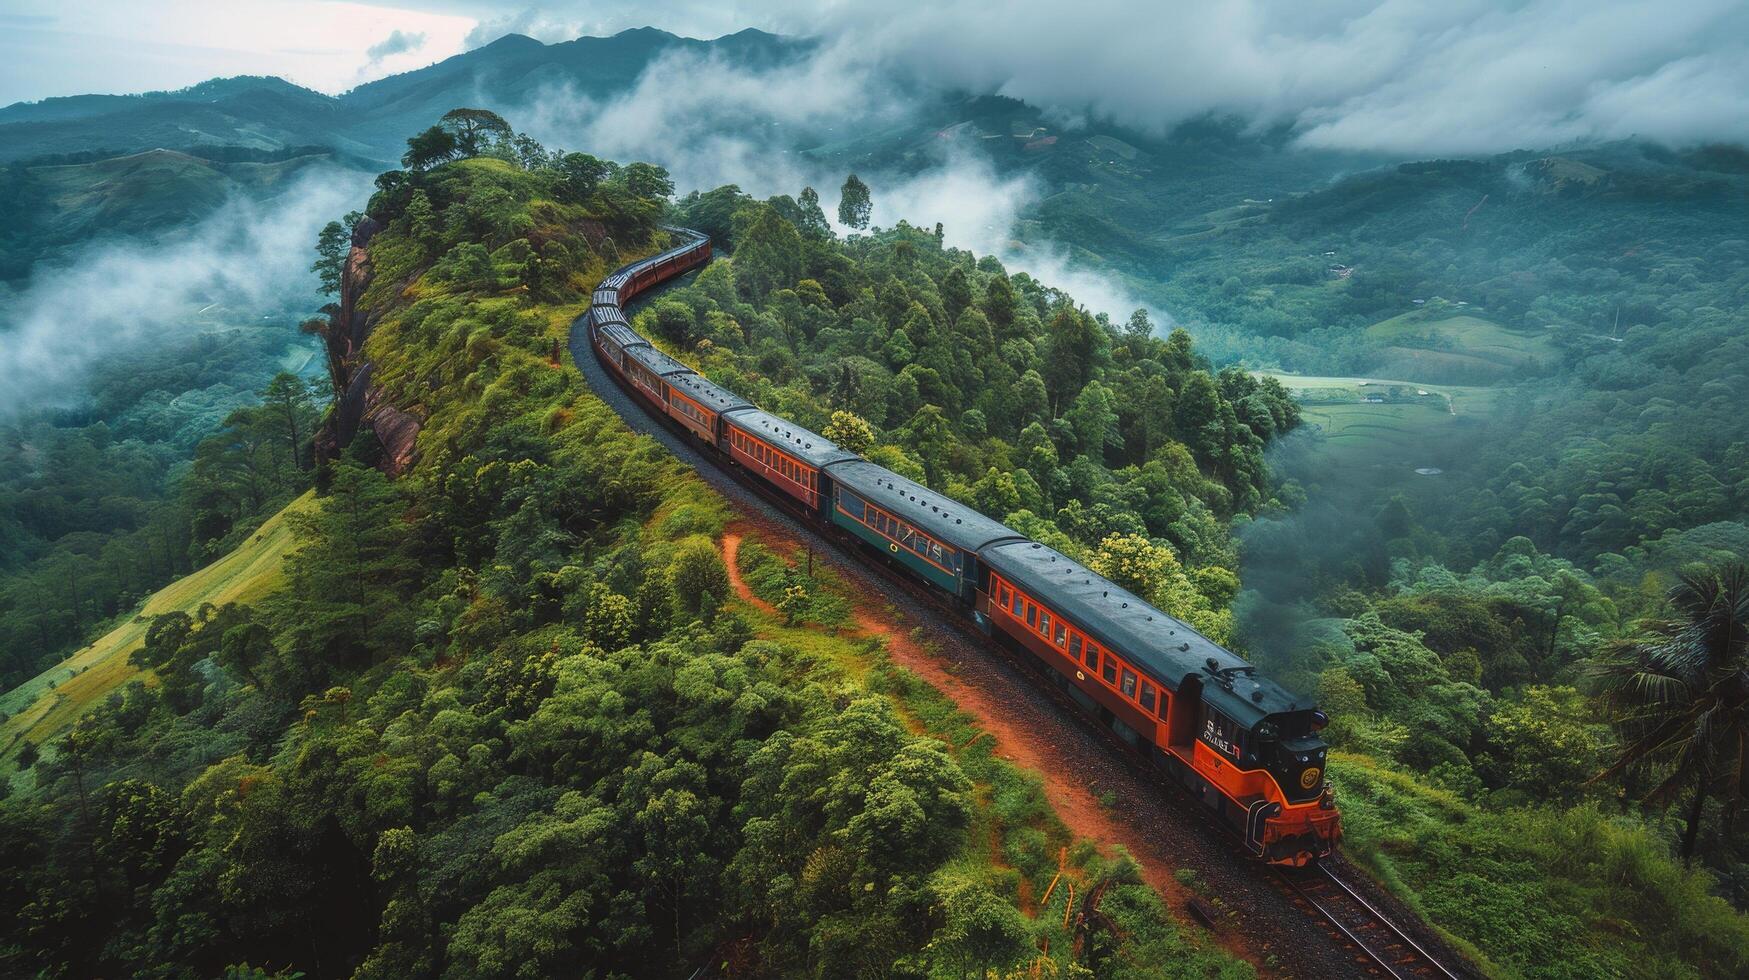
{"left": 2, "top": 96, "right": 1747, "bottom": 980}
{"left": 0, "top": 118, "right": 1258, "bottom": 978}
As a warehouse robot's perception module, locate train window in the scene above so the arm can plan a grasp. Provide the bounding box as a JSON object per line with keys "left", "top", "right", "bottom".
{"left": 1053, "top": 622, "right": 1066, "bottom": 647}
{"left": 1085, "top": 643, "right": 1098, "bottom": 668}
{"left": 1204, "top": 711, "right": 1244, "bottom": 758}
{"left": 1038, "top": 611, "right": 1051, "bottom": 636}
{"left": 1157, "top": 691, "right": 1170, "bottom": 720}
{"left": 1102, "top": 657, "right": 1118, "bottom": 685}
{"left": 1011, "top": 592, "right": 1022, "bottom": 616}
{"left": 1025, "top": 604, "right": 1037, "bottom": 628}
{"left": 1070, "top": 635, "right": 1081, "bottom": 658}
{"left": 1121, "top": 669, "right": 1137, "bottom": 698}
{"left": 1140, "top": 682, "right": 1156, "bottom": 712}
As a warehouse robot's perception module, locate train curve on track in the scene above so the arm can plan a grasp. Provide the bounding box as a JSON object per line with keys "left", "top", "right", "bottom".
{"left": 568, "top": 253, "right": 1475, "bottom": 979}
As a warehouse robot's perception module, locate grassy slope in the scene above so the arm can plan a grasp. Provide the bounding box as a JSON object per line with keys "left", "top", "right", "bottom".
{"left": 721, "top": 531, "right": 1252, "bottom": 977}
{"left": 0, "top": 492, "right": 313, "bottom": 777}
{"left": 1362, "top": 306, "right": 1556, "bottom": 382}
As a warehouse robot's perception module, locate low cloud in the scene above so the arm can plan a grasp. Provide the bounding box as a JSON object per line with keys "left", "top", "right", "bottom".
{"left": 804, "top": 0, "right": 1749, "bottom": 154}
{"left": 515, "top": 45, "right": 1162, "bottom": 325}
{"left": 0, "top": 167, "right": 372, "bottom": 417}
{"left": 488, "top": 0, "right": 1749, "bottom": 155}
{"left": 366, "top": 29, "right": 427, "bottom": 65}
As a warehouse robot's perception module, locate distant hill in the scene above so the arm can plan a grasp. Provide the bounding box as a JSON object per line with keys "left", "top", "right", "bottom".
{"left": 0, "top": 145, "right": 340, "bottom": 283}
{"left": 0, "top": 29, "right": 809, "bottom": 166}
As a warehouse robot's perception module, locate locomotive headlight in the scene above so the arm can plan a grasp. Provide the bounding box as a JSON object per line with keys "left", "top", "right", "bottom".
{"left": 1298, "top": 754, "right": 1309, "bottom": 763}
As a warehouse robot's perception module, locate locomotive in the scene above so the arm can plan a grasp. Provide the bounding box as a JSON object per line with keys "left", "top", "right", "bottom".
{"left": 585, "top": 231, "right": 1342, "bottom": 866}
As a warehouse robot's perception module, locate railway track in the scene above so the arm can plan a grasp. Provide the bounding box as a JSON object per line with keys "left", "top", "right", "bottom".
{"left": 575, "top": 274, "right": 1474, "bottom": 979}
{"left": 1278, "top": 863, "right": 1465, "bottom": 979}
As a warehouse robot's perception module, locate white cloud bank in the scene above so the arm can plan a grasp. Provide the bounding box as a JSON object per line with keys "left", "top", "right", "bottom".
{"left": 0, "top": 168, "right": 373, "bottom": 416}
{"left": 516, "top": 44, "right": 1164, "bottom": 325}
{"left": 483, "top": 0, "right": 1749, "bottom": 155}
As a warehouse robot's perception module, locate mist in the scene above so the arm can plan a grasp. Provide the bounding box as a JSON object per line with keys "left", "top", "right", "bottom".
{"left": 0, "top": 167, "right": 373, "bottom": 417}
{"left": 516, "top": 45, "right": 1167, "bottom": 328}
{"left": 476, "top": 0, "right": 1749, "bottom": 156}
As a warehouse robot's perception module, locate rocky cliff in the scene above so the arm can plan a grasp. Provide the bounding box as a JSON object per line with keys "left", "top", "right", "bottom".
{"left": 314, "top": 216, "right": 422, "bottom": 476}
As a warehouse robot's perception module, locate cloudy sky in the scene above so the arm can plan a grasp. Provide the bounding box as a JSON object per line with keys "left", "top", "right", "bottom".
{"left": 4, "top": 1, "right": 1748, "bottom": 154}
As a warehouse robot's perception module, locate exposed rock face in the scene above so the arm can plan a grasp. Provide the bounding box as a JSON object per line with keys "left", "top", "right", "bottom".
{"left": 315, "top": 214, "right": 423, "bottom": 477}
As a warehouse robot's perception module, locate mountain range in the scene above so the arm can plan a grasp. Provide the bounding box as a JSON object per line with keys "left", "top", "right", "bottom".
{"left": 0, "top": 28, "right": 809, "bottom": 166}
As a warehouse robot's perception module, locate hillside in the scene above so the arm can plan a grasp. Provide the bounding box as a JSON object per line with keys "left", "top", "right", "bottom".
{"left": 0, "top": 123, "right": 1270, "bottom": 978}
{"left": 0, "top": 144, "right": 346, "bottom": 283}
{"left": 0, "top": 492, "right": 313, "bottom": 791}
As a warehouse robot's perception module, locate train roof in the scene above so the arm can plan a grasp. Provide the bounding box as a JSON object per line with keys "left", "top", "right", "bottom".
{"left": 979, "top": 539, "right": 1308, "bottom": 724}
{"left": 724, "top": 409, "right": 859, "bottom": 468}
{"left": 625, "top": 234, "right": 705, "bottom": 274}
{"left": 825, "top": 459, "right": 1027, "bottom": 555}
{"left": 623, "top": 342, "right": 693, "bottom": 378}
{"left": 593, "top": 305, "right": 630, "bottom": 329}
{"left": 593, "top": 287, "right": 620, "bottom": 307}
{"left": 667, "top": 369, "right": 753, "bottom": 416}
{"left": 597, "top": 323, "right": 647, "bottom": 351}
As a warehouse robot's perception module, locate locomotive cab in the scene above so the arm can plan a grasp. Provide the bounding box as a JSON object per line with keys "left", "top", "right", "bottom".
{"left": 1253, "top": 710, "right": 1331, "bottom": 804}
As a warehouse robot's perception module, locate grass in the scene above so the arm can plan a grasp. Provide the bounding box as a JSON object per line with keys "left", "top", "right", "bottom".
{"left": 0, "top": 492, "right": 315, "bottom": 777}
{"left": 1258, "top": 371, "right": 1505, "bottom": 457}
{"left": 717, "top": 530, "right": 1249, "bottom": 976}
{"left": 1362, "top": 305, "right": 1555, "bottom": 381}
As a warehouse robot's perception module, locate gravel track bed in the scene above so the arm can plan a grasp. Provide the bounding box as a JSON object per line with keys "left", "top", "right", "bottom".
{"left": 567, "top": 311, "right": 1474, "bottom": 979}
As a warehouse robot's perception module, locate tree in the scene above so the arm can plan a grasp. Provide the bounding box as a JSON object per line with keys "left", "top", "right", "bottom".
{"left": 983, "top": 274, "right": 1017, "bottom": 339}
{"left": 1065, "top": 380, "right": 1123, "bottom": 461}
{"left": 622, "top": 162, "right": 674, "bottom": 201}
{"left": 261, "top": 372, "right": 316, "bottom": 475}
{"left": 439, "top": 107, "right": 512, "bottom": 156}
{"left": 403, "top": 189, "right": 440, "bottom": 256}
{"left": 1041, "top": 307, "right": 1101, "bottom": 414}
{"left": 312, "top": 220, "right": 349, "bottom": 296}
{"left": 900, "top": 405, "right": 956, "bottom": 487}
{"left": 941, "top": 267, "right": 972, "bottom": 323}
{"left": 553, "top": 152, "right": 612, "bottom": 203}
{"left": 1088, "top": 533, "right": 1181, "bottom": 600}
{"left": 837, "top": 174, "right": 872, "bottom": 230}
{"left": 278, "top": 461, "right": 421, "bottom": 668}
{"left": 1124, "top": 308, "right": 1155, "bottom": 341}
{"left": 795, "top": 186, "right": 832, "bottom": 238}
{"left": 1597, "top": 564, "right": 1749, "bottom": 864}
{"left": 668, "top": 535, "right": 728, "bottom": 620}
{"left": 732, "top": 207, "right": 802, "bottom": 302}
{"left": 1487, "top": 686, "right": 1608, "bottom": 803}
{"left": 823, "top": 411, "right": 876, "bottom": 455}
{"left": 401, "top": 126, "right": 458, "bottom": 171}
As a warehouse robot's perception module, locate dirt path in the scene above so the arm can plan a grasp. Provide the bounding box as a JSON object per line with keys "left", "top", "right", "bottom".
{"left": 575, "top": 314, "right": 1453, "bottom": 977}
{"left": 719, "top": 522, "right": 1243, "bottom": 962}
{"left": 720, "top": 531, "right": 778, "bottom": 617}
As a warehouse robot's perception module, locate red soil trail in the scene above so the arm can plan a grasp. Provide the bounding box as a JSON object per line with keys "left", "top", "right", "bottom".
{"left": 720, "top": 531, "right": 777, "bottom": 617}
{"left": 717, "top": 524, "right": 1250, "bottom": 964}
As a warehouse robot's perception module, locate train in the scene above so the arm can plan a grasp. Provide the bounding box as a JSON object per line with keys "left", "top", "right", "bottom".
{"left": 584, "top": 231, "right": 1342, "bottom": 866}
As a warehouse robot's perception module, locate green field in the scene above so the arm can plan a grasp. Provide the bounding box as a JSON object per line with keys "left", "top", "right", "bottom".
{"left": 0, "top": 492, "right": 313, "bottom": 784}
{"left": 1362, "top": 305, "right": 1555, "bottom": 382}
{"left": 1259, "top": 372, "right": 1511, "bottom": 482}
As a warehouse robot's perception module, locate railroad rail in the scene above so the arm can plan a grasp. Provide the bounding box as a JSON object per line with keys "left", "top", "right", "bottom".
{"left": 1278, "top": 863, "right": 1465, "bottom": 979}
{"left": 579, "top": 245, "right": 1474, "bottom": 980}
